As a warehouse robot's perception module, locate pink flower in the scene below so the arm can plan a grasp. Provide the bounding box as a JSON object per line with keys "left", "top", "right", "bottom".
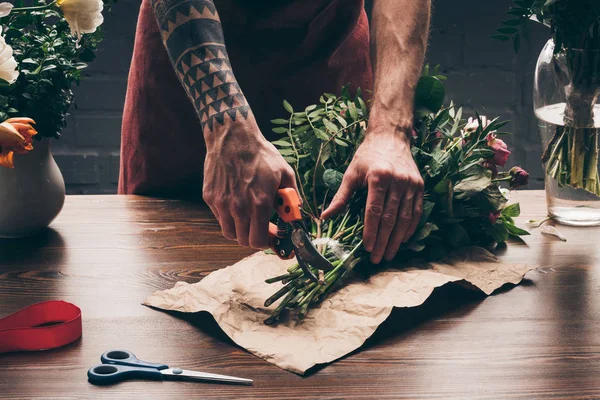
{"left": 509, "top": 166, "right": 529, "bottom": 188}
{"left": 486, "top": 133, "right": 511, "bottom": 166}
{"left": 463, "top": 116, "right": 491, "bottom": 134}
{"left": 481, "top": 160, "right": 498, "bottom": 179}
{"left": 488, "top": 211, "right": 501, "bottom": 224}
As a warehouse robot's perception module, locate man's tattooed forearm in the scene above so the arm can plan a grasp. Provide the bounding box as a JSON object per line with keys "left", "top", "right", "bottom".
{"left": 151, "top": 0, "right": 250, "bottom": 132}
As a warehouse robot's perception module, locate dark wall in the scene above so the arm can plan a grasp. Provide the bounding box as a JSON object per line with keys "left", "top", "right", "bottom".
{"left": 54, "top": 0, "right": 549, "bottom": 194}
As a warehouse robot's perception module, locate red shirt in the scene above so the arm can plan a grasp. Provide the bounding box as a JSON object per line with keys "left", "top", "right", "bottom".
{"left": 119, "top": 0, "right": 373, "bottom": 198}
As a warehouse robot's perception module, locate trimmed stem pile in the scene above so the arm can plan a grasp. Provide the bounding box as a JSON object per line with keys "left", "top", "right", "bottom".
{"left": 263, "top": 210, "right": 364, "bottom": 325}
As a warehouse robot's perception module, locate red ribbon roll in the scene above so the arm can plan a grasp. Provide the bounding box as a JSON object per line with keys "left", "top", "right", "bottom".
{"left": 0, "top": 301, "right": 82, "bottom": 353}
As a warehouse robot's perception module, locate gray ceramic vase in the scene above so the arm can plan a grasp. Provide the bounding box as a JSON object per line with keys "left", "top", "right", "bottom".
{"left": 0, "top": 138, "right": 65, "bottom": 238}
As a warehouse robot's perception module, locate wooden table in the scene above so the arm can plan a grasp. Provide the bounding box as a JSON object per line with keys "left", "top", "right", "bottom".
{"left": 1, "top": 191, "right": 599, "bottom": 399}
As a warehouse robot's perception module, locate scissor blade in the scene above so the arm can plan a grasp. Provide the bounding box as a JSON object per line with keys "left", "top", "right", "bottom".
{"left": 161, "top": 368, "right": 253, "bottom": 385}
{"left": 291, "top": 228, "right": 336, "bottom": 271}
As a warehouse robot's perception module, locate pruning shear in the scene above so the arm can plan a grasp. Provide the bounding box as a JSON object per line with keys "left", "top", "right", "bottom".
{"left": 268, "top": 188, "right": 335, "bottom": 282}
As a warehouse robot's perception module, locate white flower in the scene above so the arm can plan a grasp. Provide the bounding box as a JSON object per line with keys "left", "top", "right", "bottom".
{"left": 463, "top": 116, "right": 492, "bottom": 133}
{"left": 57, "top": 0, "right": 104, "bottom": 40}
{"left": 0, "top": 2, "right": 14, "bottom": 18}
{"left": 0, "top": 28, "right": 19, "bottom": 84}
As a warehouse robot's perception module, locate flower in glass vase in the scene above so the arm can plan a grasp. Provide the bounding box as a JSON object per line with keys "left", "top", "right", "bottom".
{"left": 494, "top": 0, "right": 600, "bottom": 225}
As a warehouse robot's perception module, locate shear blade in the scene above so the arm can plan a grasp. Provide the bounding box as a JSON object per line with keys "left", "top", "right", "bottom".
{"left": 291, "top": 228, "right": 336, "bottom": 272}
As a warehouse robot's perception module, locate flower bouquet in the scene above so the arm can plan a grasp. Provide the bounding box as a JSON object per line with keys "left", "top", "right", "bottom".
{"left": 263, "top": 66, "right": 530, "bottom": 324}
{"left": 0, "top": 0, "right": 114, "bottom": 168}
{"left": 494, "top": 1, "right": 600, "bottom": 196}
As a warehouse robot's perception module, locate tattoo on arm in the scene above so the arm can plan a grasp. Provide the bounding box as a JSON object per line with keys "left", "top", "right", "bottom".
{"left": 151, "top": 0, "right": 250, "bottom": 133}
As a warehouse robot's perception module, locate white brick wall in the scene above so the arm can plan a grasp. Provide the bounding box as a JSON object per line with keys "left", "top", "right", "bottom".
{"left": 56, "top": 0, "right": 549, "bottom": 193}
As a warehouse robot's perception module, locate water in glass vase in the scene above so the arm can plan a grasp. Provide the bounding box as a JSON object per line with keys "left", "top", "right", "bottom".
{"left": 536, "top": 103, "right": 600, "bottom": 226}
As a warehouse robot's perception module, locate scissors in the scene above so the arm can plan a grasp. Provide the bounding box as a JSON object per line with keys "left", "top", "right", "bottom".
{"left": 268, "top": 188, "right": 335, "bottom": 282}
{"left": 87, "top": 350, "right": 253, "bottom": 386}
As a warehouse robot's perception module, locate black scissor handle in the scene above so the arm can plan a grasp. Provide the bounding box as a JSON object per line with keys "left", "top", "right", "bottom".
{"left": 100, "top": 349, "right": 168, "bottom": 370}
{"left": 88, "top": 364, "right": 163, "bottom": 385}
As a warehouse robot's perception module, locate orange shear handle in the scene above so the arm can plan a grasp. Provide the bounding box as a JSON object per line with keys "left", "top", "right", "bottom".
{"left": 268, "top": 188, "right": 302, "bottom": 259}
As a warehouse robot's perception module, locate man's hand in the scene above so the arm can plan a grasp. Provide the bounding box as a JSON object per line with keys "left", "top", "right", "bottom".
{"left": 203, "top": 128, "right": 297, "bottom": 249}
{"left": 321, "top": 131, "right": 423, "bottom": 264}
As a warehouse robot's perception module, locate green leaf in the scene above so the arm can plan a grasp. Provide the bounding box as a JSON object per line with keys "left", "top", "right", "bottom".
{"left": 421, "top": 201, "right": 435, "bottom": 224}
{"left": 414, "top": 222, "right": 439, "bottom": 241}
{"left": 501, "top": 203, "right": 521, "bottom": 217}
{"left": 502, "top": 19, "right": 523, "bottom": 26}
{"left": 283, "top": 156, "right": 297, "bottom": 164}
{"left": 305, "top": 104, "right": 317, "bottom": 112}
{"left": 447, "top": 224, "right": 471, "bottom": 247}
{"left": 283, "top": 100, "right": 294, "bottom": 114}
{"left": 272, "top": 127, "right": 288, "bottom": 134}
{"left": 357, "top": 97, "right": 368, "bottom": 116}
{"left": 308, "top": 110, "right": 322, "bottom": 119}
{"left": 471, "top": 186, "right": 508, "bottom": 213}
{"left": 323, "top": 118, "right": 337, "bottom": 133}
{"left": 414, "top": 76, "right": 445, "bottom": 115}
{"left": 348, "top": 101, "right": 359, "bottom": 120}
{"left": 295, "top": 125, "right": 310, "bottom": 134}
{"left": 0, "top": 79, "right": 12, "bottom": 90}
{"left": 453, "top": 170, "right": 492, "bottom": 200}
{"left": 491, "top": 34, "right": 510, "bottom": 41}
{"left": 408, "top": 241, "right": 426, "bottom": 252}
{"left": 272, "top": 140, "right": 293, "bottom": 147}
{"left": 334, "top": 138, "right": 349, "bottom": 147}
{"left": 450, "top": 107, "right": 463, "bottom": 136}
{"left": 504, "top": 221, "right": 530, "bottom": 236}
{"left": 278, "top": 149, "right": 296, "bottom": 156}
{"left": 486, "top": 222, "right": 509, "bottom": 243}
{"left": 323, "top": 169, "right": 344, "bottom": 194}
{"left": 335, "top": 115, "right": 348, "bottom": 127}
{"left": 496, "top": 27, "right": 518, "bottom": 34}
{"left": 433, "top": 178, "right": 450, "bottom": 194}
{"left": 271, "top": 118, "right": 289, "bottom": 125}
{"left": 314, "top": 128, "right": 329, "bottom": 140}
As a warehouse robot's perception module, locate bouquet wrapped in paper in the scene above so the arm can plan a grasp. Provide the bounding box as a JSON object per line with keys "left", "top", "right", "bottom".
{"left": 263, "top": 66, "right": 529, "bottom": 324}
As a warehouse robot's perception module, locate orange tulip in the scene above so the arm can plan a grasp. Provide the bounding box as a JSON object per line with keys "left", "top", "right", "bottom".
{"left": 0, "top": 117, "right": 37, "bottom": 168}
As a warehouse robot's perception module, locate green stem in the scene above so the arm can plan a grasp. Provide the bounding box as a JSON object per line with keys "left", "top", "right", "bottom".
{"left": 286, "top": 114, "right": 313, "bottom": 218}
{"left": 265, "top": 273, "right": 290, "bottom": 284}
{"left": 12, "top": 1, "right": 57, "bottom": 12}
{"left": 264, "top": 282, "right": 294, "bottom": 307}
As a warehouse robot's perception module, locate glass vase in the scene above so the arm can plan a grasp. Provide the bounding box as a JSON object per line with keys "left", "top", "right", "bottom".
{"left": 534, "top": 39, "right": 600, "bottom": 226}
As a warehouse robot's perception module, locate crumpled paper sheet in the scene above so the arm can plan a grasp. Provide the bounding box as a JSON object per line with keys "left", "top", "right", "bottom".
{"left": 144, "top": 247, "right": 533, "bottom": 375}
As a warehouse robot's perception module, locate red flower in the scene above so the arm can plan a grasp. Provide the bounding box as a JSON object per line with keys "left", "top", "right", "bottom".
{"left": 486, "top": 133, "right": 511, "bottom": 166}
{"left": 488, "top": 211, "right": 501, "bottom": 224}
{"left": 509, "top": 166, "right": 529, "bottom": 188}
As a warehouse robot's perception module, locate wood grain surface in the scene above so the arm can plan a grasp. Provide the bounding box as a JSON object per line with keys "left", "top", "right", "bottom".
{"left": 1, "top": 191, "right": 599, "bottom": 399}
